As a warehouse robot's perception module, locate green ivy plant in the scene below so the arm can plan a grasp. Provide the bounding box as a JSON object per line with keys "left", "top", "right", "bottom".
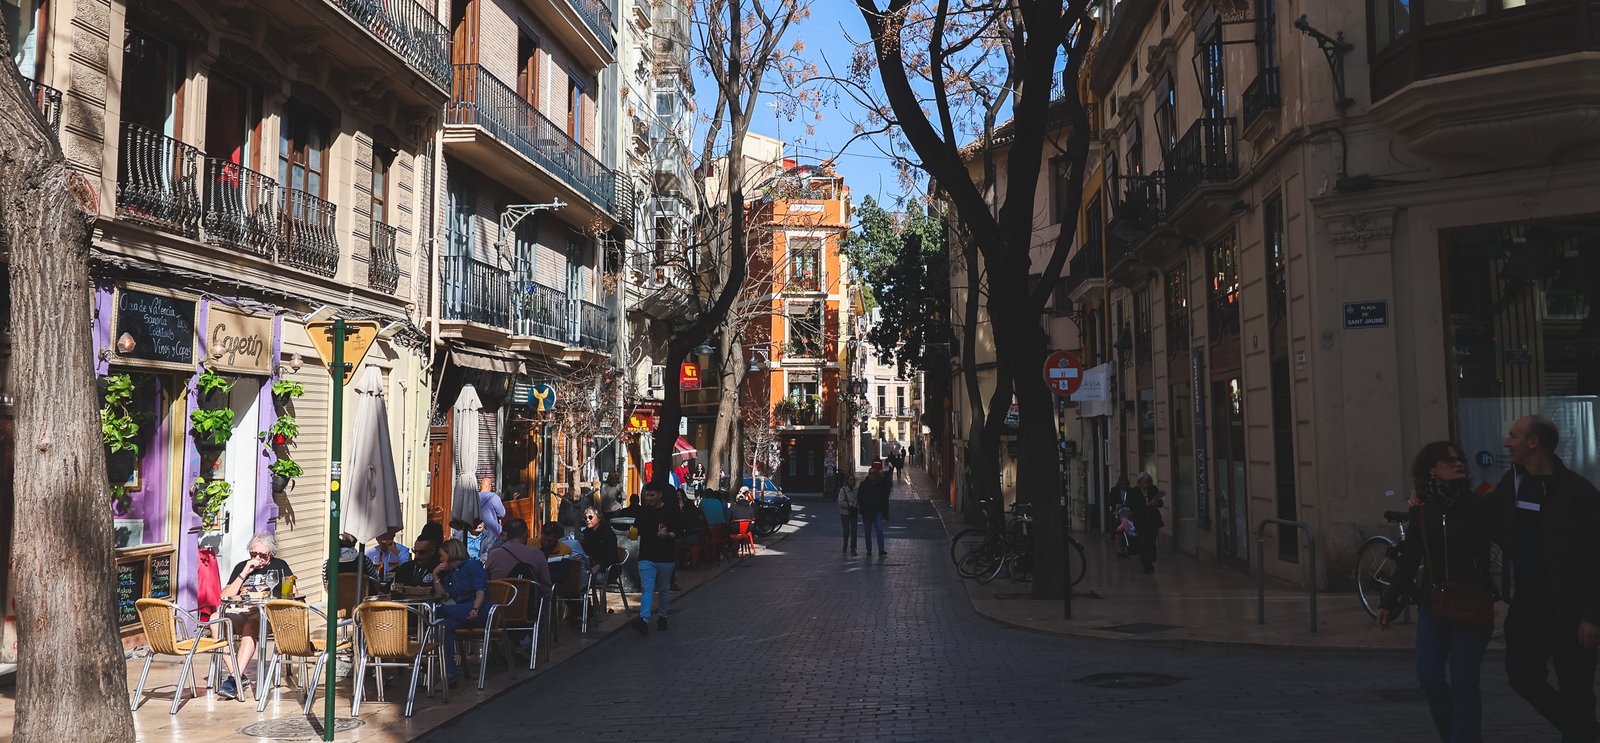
{"left": 100, "top": 373, "right": 141, "bottom": 455}
{"left": 270, "top": 379, "right": 304, "bottom": 400}
{"left": 268, "top": 458, "right": 304, "bottom": 479}
{"left": 111, "top": 484, "right": 131, "bottom": 514}
{"left": 260, "top": 414, "right": 298, "bottom": 444}
{"left": 196, "top": 367, "right": 234, "bottom": 398}
{"left": 190, "top": 408, "right": 236, "bottom": 446}
{"left": 191, "top": 478, "right": 232, "bottom": 531}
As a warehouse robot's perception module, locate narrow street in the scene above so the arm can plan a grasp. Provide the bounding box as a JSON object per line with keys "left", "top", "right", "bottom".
{"left": 420, "top": 475, "right": 1546, "bottom": 742}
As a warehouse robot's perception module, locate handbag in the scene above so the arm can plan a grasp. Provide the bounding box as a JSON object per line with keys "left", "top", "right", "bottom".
{"left": 1420, "top": 506, "right": 1495, "bottom": 628}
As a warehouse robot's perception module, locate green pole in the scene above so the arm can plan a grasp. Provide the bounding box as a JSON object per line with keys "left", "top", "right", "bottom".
{"left": 323, "top": 319, "right": 346, "bottom": 739}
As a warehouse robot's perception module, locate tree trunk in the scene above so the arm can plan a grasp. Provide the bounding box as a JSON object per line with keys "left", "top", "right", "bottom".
{"left": 1, "top": 55, "right": 136, "bottom": 742}
{"left": 650, "top": 339, "right": 691, "bottom": 487}
{"left": 707, "top": 320, "right": 746, "bottom": 489}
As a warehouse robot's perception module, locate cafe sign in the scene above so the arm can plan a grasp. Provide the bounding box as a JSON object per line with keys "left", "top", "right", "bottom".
{"left": 203, "top": 307, "right": 274, "bottom": 375}
{"left": 111, "top": 285, "right": 197, "bottom": 372}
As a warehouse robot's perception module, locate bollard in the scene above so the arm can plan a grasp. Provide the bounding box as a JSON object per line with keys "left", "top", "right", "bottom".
{"left": 1256, "top": 518, "right": 1317, "bottom": 633}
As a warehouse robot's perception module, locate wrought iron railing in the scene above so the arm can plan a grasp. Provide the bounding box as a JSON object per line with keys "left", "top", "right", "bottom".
{"left": 1164, "top": 118, "right": 1238, "bottom": 209}
{"left": 447, "top": 64, "right": 617, "bottom": 213}
{"left": 567, "top": 0, "right": 615, "bottom": 52}
{"left": 279, "top": 189, "right": 340, "bottom": 277}
{"left": 21, "top": 76, "right": 61, "bottom": 136}
{"left": 1064, "top": 240, "right": 1103, "bottom": 296}
{"left": 337, "top": 0, "right": 453, "bottom": 91}
{"left": 201, "top": 158, "right": 279, "bottom": 258}
{"left": 1242, "top": 67, "right": 1281, "bottom": 131}
{"left": 443, "top": 254, "right": 512, "bottom": 328}
{"left": 613, "top": 179, "right": 637, "bottom": 226}
{"left": 785, "top": 271, "right": 820, "bottom": 292}
{"left": 369, "top": 220, "right": 400, "bottom": 293}
{"left": 784, "top": 338, "right": 824, "bottom": 359}
{"left": 512, "top": 280, "right": 566, "bottom": 341}
{"left": 116, "top": 122, "right": 202, "bottom": 238}
{"left": 578, "top": 300, "right": 614, "bottom": 351}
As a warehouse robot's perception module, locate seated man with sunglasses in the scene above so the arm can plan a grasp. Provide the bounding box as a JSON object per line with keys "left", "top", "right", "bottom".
{"left": 217, "top": 532, "right": 296, "bottom": 701}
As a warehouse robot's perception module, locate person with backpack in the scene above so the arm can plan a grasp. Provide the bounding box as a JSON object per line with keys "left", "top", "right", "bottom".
{"left": 483, "top": 518, "right": 551, "bottom": 586}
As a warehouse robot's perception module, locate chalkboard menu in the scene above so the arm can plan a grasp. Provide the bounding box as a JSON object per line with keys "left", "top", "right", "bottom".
{"left": 116, "top": 560, "right": 145, "bottom": 627}
{"left": 114, "top": 288, "right": 196, "bottom": 367}
{"left": 148, "top": 553, "right": 172, "bottom": 599}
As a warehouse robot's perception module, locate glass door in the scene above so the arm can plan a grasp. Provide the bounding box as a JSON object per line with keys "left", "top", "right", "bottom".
{"left": 1169, "top": 382, "right": 1196, "bottom": 554}
{"left": 1212, "top": 376, "right": 1248, "bottom": 567}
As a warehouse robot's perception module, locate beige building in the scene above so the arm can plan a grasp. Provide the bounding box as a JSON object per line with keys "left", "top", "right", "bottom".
{"left": 1076, "top": 0, "right": 1600, "bottom": 585}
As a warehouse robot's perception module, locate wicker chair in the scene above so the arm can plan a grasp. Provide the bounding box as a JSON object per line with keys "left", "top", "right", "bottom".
{"left": 351, "top": 601, "right": 446, "bottom": 717}
{"left": 130, "top": 598, "right": 242, "bottom": 714}
{"left": 453, "top": 580, "right": 519, "bottom": 689}
{"left": 255, "top": 600, "right": 352, "bottom": 713}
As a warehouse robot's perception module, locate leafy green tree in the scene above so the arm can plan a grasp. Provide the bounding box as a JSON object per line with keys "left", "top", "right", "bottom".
{"left": 843, "top": 196, "right": 950, "bottom": 374}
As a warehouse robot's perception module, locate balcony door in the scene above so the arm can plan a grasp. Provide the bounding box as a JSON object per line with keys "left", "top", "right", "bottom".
{"left": 3, "top": 0, "right": 47, "bottom": 81}
{"left": 278, "top": 104, "right": 328, "bottom": 200}
{"left": 122, "top": 27, "right": 181, "bottom": 138}
{"left": 450, "top": 0, "right": 477, "bottom": 64}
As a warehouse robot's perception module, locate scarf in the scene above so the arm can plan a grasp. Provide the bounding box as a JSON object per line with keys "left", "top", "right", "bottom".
{"left": 1420, "top": 474, "right": 1471, "bottom": 511}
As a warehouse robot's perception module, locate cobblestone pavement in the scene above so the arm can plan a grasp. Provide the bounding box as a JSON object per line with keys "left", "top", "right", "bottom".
{"left": 420, "top": 484, "right": 1550, "bottom": 742}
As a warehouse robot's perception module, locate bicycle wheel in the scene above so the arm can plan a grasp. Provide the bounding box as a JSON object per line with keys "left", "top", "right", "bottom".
{"left": 1356, "top": 535, "right": 1398, "bottom": 618}
{"left": 950, "top": 528, "right": 988, "bottom": 570}
{"left": 1068, "top": 536, "right": 1088, "bottom": 587}
{"left": 958, "top": 548, "right": 996, "bottom": 579}
{"left": 976, "top": 543, "right": 1010, "bottom": 584}
{"left": 1009, "top": 549, "right": 1034, "bottom": 583}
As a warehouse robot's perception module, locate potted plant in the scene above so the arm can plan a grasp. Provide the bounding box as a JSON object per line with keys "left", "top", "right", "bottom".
{"left": 270, "top": 379, "right": 304, "bottom": 406}
{"left": 773, "top": 398, "right": 798, "bottom": 424}
{"left": 196, "top": 367, "right": 233, "bottom": 402}
{"left": 795, "top": 395, "right": 820, "bottom": 425}
{"left": 269, "top": 458, "right": 303, "bottom": 492}
{"left": 100, "top": 373, "right": 142, "bottom": 483}
{"left": 191, "top": 477, "right": 232, "bottom": 531}
{"left": 190, "top": 408, "right": 235, "bottom": 449}
{"left": 260, "top": 415, "right": 298, "bottom": 447}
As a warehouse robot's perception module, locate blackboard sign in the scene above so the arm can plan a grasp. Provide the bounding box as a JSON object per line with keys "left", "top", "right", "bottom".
{"left": 116, "top": 560, "right": 145, "bottom": 626}
{"left": 148, "top": 553, "right": 172, "bottom": 599}
{"left": 115, "top": 288, "right": 196, "bottom": 366}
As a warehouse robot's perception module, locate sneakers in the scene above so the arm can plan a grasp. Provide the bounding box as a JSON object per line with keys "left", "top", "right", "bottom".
{"left": 657, "top": 617, "right": 669, "bottom": 632}
{"left": 879, "top": 550, "right": 888, "bottom": 556}
{"left": 850, "top": 549, "right": 858, "bottom": 556}
{"left": 631, "top": 617, "right": 650, "bottom": 636}
{"left": 217, "top": 676, "right": 239, "bottom": 701}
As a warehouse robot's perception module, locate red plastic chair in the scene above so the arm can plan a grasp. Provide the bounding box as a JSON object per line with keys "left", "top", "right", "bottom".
{"left": 730, "top": 519, "right": 756, "bottom": 557}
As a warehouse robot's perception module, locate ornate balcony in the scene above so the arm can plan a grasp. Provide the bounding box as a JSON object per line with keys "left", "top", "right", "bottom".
{"left": 567, "top": 0, "right": 615, "bottom": 54}
{"left": 279, "top": 189, "right": 339, "bottom": 277}
{"left": 201, "top": 158, "right": 278, "bottom": 258}
{"left": 116, "top": 123, "right": 202, "bottom": 238}
{"left": 1242, "top": 67, "right": 1281, "bottom": 133}
{"left": 21, "top": 76, "right": 60, "bottom": 137}
{"left": 1064, "top": 240, "right": 1105, "bottom": 302}
{"left": 368, "top": 220, "right": 400, "bottom": 294}
{"left": 1164, "top": 118, "right": 1238, "bottom": 210}
{"left": 577, "top": 300, "right": 614, "bottom": 351}
{"left": 336, "top": 0, "right": 452, "bottom": 91}
{"left": 443, "top": 254, "right": 512, "bottom": 329}
{"left": 512, "top": 280, "right": 567, "bottom": 342}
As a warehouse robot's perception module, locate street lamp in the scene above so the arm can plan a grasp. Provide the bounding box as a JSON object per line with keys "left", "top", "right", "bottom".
{"left": 746, "top": 349, "right": 771, "bottom": 373}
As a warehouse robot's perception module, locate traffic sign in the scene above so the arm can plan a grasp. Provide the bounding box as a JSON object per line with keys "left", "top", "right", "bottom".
{"left": 305, "top": 320, "right": 381, "bottom": 385}
{"left": 1044, "top": 351, "right": 1083, "bottom": 397}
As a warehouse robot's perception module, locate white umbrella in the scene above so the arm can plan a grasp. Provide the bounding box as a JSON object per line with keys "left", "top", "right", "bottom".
{"left": 450, "top": 384, "right": 484, "bottom": 527}
{"left": 342, "top": 365, "right": 403, "bottom": 543}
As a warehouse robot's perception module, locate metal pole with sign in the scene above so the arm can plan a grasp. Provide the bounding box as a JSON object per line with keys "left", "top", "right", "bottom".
{"left": 1044, "top": 351, "right": 1082, "bottom": 620}
{"left": 323, "top": 319, "right": 345, "bottom": 739}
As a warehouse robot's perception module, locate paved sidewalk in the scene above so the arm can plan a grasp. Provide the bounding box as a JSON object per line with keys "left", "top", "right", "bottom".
{"left": 912, "top": 465, "right": 1432, "bottom": 651}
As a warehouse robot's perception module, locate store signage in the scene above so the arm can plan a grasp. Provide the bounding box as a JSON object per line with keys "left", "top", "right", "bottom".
{"left": 113, "top": 287, "right": 196, "bottom": 369}
{"left": 527, "top": 383, "right": 557, "bottom": 411}
{"left": 1044, "top": 351, "right": 1083, "bottom": 396}
{"left": 627, "top": 409, "right": 657, "bottom": 432}
{"left": 1342, "top": 300, "right": 1389, "bottom": 329}
{"left": 680, "top": 361, "right": 702, "bottom": 390}
{"left": 305, "top": 320, "right": 381, "bottom": 385}
{"left": 203, "top": 307, "right": 273, "bottom": 375}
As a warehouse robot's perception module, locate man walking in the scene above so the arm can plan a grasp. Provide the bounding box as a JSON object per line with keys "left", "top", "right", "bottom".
{"left": 859, "top": 465, "right": 889, "bottom": 556}
{"left": 618, "top": 482, "right": 686, "bottom": 634}
{"left": 1494, "top": 415, "right": 1600, "bottom": 742}
{"left": 1128, "top": 473, "right": 1165, "bottom": 575}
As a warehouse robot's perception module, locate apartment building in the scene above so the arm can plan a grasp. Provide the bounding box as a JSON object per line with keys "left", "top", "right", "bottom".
{"left": 0, "top": 0, "right": 450, "bottom": 643}
{"left": 1076, "top": 0, "right": 1600, "bottom": 585}
{"left": 432, "top": 0, "right": 628, "bottom": 530}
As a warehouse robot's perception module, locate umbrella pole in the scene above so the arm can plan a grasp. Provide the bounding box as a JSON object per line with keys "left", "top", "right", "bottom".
{"left": 323, "top": 320, "right": 346, "bottom": 739}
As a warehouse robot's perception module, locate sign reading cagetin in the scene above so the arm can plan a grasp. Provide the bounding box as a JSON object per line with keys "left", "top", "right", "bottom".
{"left": 203, "top": 307, "right": 274, "bottom": 375}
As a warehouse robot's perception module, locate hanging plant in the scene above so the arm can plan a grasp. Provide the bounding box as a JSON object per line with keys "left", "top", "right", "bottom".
{"left": 190, "top": 408, "right": 236, "bottom": 448}
{"left": 196, "top": 367, "right": 233, "bottom": 399}
{"left": 260, "top": 414, "right": 298, "bottom": 447}
{"left": 269, "top": 458, "right": 303, "bottom": 492}
{"left": 100, "top": 373, "right": 144, "bottom": 486}
{"left": 111, "top": 484, "right": 132, "bottom": 515}
{"left": 270, "top": 379, "right": 304, "bottom": 404}
{"left": 191, "top": 478, "right": 232, "bottom": 531}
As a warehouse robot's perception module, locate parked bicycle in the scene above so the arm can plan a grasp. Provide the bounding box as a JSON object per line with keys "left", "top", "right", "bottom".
{"left": 1355, "top": 508, "right": 1505, "bottom": 636}
{"left": 950, "top": 501, "right": 1086, "bottom": 586}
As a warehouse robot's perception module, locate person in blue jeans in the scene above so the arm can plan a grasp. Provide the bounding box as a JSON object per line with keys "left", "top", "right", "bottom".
{"left": 617, "top": 482, "right": 686, "bottom": 634}
{"left": 431, "top": 538, "right": 488, "bottom": 686}
{"left": 859, "top": 465, "right": 890, "bottom": 556}
{"left": 1379, "top": 441, "right": 1494, "bottom": 742}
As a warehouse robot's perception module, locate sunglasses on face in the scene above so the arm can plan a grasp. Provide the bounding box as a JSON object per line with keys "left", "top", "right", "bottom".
{"left": 250, "top": 551, "right": 271, "bottom": 559}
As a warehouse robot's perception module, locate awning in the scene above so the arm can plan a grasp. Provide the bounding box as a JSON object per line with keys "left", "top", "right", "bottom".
{"left": 449, "top": 346, "right": 526, "bottom": 375}
{"left": 673, "top": 436, "right": 697, "bottom": 456}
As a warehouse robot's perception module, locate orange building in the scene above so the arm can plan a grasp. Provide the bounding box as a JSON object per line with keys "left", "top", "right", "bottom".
{"left": 741, "top": 159, "right": 853, "bottom": 494}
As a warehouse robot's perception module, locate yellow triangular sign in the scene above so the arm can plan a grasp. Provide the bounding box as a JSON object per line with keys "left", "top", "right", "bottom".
{"left": 305, "top": 320, "right": 382, "bottom": 385}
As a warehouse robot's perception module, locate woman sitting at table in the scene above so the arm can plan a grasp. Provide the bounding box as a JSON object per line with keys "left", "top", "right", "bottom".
{"left": 581, "top": 507, "right": 618, "bottom": 576}
{"left": 432, "top": 538, "right": 488, "bottom": 687}
{"left": 218, "top": 533, "right": 295, "bottom": 701}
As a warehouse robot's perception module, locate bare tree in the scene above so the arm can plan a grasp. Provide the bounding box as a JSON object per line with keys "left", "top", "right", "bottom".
{"left": 0, "top": 28, "right": 136, "bottom": 743}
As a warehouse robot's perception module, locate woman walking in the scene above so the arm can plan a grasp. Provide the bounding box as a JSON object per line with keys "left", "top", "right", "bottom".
{"left": 838, "top": 475, "right": 859, "bottom": 555}
{"left": 1378, "top": 441, "right": 1495, "bottom": 742}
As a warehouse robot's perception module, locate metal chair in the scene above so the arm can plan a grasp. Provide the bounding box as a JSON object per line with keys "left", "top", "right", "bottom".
{"left": 255, "top": 600, "right": 352, "bottom": 713}
{"left": 130, "top": 598, "right": 242, "bottom": 714}
{"left": 591, "top": 546, "right": 631, "bottom": 618}
{"left": 351, "top": 601, "right": 446, "bottom": 717}
{"left": 551, "top": 554, "right": 596, "bottom": 635}
{"left": 453, "top": 581, "right": 519, "bottom": 689}
{"left": 497, "top": 578, "right": 549, "bottom": 671}
{"left": 730, "top": 519, "right": 757, "bottom": 557}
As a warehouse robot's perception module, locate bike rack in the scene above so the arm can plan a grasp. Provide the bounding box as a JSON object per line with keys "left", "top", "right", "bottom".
{"left": 1256, "top": 518, "right": 1318, "bottom": 633}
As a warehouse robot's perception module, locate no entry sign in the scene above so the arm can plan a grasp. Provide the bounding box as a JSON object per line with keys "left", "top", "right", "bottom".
{"left": 1044, "top": 351, "right": 1083, "bottom": 397}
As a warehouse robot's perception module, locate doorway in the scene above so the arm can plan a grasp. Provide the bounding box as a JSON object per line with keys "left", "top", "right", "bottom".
{"left": 1169, "top": 381, "right": 1196, "bottom": 554}
{"left": 219, "top": 378, "right": 261, "bottom": 570}
{"left": 1212, "top": 376, "right": 1248, "bottom": 567}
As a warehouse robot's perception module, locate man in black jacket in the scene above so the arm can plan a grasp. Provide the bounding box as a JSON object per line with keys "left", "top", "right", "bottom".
{"left": 1128, "top": 474, "right": 1165, "bottom": 575}
{"left": 1492, "top": 415, "right": 1600, "bottom": 742}
{"left": 617, "top": 482, "right": 688, "bottom": 634}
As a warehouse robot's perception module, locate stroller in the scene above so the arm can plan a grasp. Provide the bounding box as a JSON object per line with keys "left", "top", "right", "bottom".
{"left": 1113, "top": 505, "right": 1137, "bottom": 557}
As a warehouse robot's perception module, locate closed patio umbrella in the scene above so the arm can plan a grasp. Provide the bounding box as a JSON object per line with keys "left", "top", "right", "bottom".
{"left": 450, "top": 384, "right": 484, "bottom": 526}
{"left": 342, "top": 365, "right": 403, "bottom": 543}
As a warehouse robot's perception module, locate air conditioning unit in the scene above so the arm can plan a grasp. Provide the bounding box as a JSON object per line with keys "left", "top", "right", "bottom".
{"left": 649, "top": 364, "right": 665, "bottom": 391}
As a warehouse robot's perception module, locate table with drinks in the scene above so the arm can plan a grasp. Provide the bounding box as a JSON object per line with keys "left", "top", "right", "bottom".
{"left": 221, "top": 571, "right": 299, "bottom": 691}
